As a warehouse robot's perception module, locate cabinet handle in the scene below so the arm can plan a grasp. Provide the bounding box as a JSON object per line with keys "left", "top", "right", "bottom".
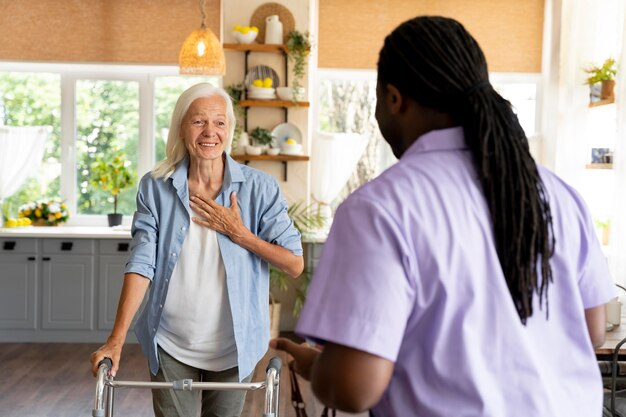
{"left": 27, "top": 256, "right": 36, "bottom": 261}
{"left": 117, "top": 243, "right": 129, "bottom": 252}
{"left": 42, "top": 257, "right": 51, "bottom": 261}
{"left": 61, "top": 242, "right": 73, "bottom": 251}
{"left": 3, "top": 241, "right": 16, "bottom": 250}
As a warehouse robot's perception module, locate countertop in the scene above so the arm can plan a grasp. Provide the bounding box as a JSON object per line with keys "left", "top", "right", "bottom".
{"left": 0, "top": 226, "right": 327, "bottom": 243}
{"left": 0, "top": 226, "right": 132, "bottom": 239}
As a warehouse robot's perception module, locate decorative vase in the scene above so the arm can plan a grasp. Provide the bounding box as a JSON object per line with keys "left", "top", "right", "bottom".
{"left": 107, "top": 213, "right": 123, "bottom": 227}
{"left": 33, "top": 219, "right": 50, "bottom": 226}
{"left": 265, "top": 15, "right": 283, "bottom": 45}
{"left": 601, "top": 80, "right": 615, "bottom": 100}
{"left": 233, "top": 132, "right": 249, "bottom": 155}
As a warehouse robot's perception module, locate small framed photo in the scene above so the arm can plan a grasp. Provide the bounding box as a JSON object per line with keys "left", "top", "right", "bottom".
{"left": 591, "top": 148, "right": 611, "bottom": 164}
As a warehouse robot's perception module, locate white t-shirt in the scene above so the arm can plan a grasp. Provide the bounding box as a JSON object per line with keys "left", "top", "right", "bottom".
{"left": 156, "top": 214, "right": 238, "bottom": 371}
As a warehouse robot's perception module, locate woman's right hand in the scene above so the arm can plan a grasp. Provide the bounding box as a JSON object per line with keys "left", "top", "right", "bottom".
{"left": 90, "top": 336, "right": 124, "bottom": 377}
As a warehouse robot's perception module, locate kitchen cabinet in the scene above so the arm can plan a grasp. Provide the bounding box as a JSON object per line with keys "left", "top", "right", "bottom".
{"left": 224, "top": 43, "right": 310, "bottom": 180}
{"left": 41, "top": 239, "right": 95, "bottom": 330}
{"left": 0, "top": 238, "right": 37, "bottom": 329}
{"left": 0, "top": 233, "right": 134, "bottom": 342}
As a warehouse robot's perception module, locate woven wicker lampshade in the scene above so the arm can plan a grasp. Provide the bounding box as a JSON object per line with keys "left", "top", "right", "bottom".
{"left": 179, "top": 0, "right": 225, "bottom": 76}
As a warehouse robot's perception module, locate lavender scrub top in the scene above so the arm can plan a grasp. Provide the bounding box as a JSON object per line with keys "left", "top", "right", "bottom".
{"left": 296, "top": 127, "right": 616, "bottom": 417}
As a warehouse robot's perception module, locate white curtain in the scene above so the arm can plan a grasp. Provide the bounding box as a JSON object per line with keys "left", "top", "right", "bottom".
{"left": 0, "top": 126, "right": 49, "bottom": 224}
{"left": 310, "top": 131, "right": 368, "bottom": 228}
{"left": 550, "top": 0, "right": 625, "bottom": 285}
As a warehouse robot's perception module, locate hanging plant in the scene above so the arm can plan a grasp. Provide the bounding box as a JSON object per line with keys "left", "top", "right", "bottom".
{"left": 225, "top": 83, "right": 246, "bottom": 153}
{"left": 285, "top": 30, "right": 311, "bottom": 101}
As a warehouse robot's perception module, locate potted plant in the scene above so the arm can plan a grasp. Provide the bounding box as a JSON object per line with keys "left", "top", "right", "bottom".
{"left": 225, "top": 83, "right": 246, "bottom": 154}
{"left": 584, "top": 58, "right": 617, "bottom": 102}
{"left": 268, "top": 202, "right": 326, "bottom": 337}
{"left": 90, "top": 150, "right": 136, "bottom": 227}
{"left": 285, "top": 30, "right": 311, "bottom": 101}
{"left": 250, "top": 126, "right": 273, "bottom": 150}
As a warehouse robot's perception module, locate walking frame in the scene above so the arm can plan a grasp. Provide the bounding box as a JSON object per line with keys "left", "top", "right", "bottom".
{"left": 93, "top": 356, "right": 282, "bottom": 417}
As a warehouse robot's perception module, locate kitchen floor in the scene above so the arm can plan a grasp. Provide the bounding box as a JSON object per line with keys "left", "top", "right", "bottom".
{"left": 0, "top": 342, "right": 366, "bottom": 417}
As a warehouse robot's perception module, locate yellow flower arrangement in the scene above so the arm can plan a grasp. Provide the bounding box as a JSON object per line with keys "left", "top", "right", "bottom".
{"left": 18, "top": 199, "right": 70, "bottom": 226}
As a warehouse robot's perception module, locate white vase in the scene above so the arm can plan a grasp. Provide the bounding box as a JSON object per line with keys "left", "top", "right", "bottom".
{"left": 265, "top": 15, "right": 283, "bottom": 45}
{"left": 233, "top": 132, "right": 249, "bottom": 155}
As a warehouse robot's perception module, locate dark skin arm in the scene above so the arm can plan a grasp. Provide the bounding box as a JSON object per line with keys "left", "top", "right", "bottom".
{"left": 270, "top": 338, "right": 394, "bottom": 413}
{"left": 585, "top": 304, "right": 607, "bottom": 348}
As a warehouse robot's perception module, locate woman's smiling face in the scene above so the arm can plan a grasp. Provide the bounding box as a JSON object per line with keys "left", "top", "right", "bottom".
{"left": 181, "top": 95, "right": 229, "bottom": 162}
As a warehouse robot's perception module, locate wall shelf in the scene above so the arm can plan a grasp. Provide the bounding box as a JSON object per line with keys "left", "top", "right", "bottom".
{"left": 232, "top": 154, "right": 309, "bottom": 181}
{"left": 585, "top": 163, "right": 613, "bottom": 169}
{"left": 589, "top": 98, "right": 615, "bottom": 108}
{"left": 224, "top": 43, "right": 287, "bottom": 53}
{"left": 239, "top": 100, "right": 310, "bottom": 108}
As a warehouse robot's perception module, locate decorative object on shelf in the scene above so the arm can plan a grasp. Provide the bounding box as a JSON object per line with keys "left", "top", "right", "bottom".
{"left": 276, "top": 86, "right": 305, "bottom": 101}
{"left": 285, "top": 30, "right": 311, "bottom": 101}
{"left": 18, "top": 199, "right": 69, "bottom": 226}
{"left": 264, "top": 15, "right": 283, "bottom": 45}
{"left": 225, "top": 82, "right": 246, "bottom": 153}
{"left": 271, "top": 122, "right": 303, "bottom": 155}
{"left": 245, "top": 145, "right": 263, "bottom": 156}
{"left": 179, "top": 0, "right": 225, "bottom": 75}
{"left": 232, "top": 25, "right": 259, "bottom": 44}
{"left": 250, "top": 2, "right": 295, "bottom": 44}
{"left": 244, "top": 65, "right": 280, "bottom": 91}
{"left": 591, "top": 147, "right": 613, "bottom": 164}
{"left": 584, "top": 57, "right": 617, "bottom": 103}
{"left": 266, "top": 147, "right": 281, "bottom": 156}
{"left": 90, "top": 150, "right": 136, "bottom": 227}
{"left": 250, "top": 127, "right": 274, "bottom": 153}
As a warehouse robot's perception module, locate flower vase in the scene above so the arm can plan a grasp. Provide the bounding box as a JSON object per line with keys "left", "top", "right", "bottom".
{"left": 33, "top": 219, "right": 50, "bottom": 226}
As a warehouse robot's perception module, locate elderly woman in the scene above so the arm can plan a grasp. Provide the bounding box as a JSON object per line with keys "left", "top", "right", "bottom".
{"left": 90, "top": 83, "right": 303, "bottom": 417}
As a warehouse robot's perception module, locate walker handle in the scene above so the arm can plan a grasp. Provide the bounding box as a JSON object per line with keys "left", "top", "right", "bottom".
{"left": 266, "top": 356, "right": 282, "bottom": 374}
{"left": 98, "top": 357, "right": 113, "bottom": 370}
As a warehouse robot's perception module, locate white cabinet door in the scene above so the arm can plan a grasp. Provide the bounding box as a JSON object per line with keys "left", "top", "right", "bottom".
{"left": 41, "top": 252, "right": 95, "bottom": 330}
{"left": 0, "top": 253, "right": 37, "bottom": 329}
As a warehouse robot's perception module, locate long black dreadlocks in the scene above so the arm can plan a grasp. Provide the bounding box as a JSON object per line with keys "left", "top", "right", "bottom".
{"left": 377, "top": 16, "right": 555, "bottom": 324}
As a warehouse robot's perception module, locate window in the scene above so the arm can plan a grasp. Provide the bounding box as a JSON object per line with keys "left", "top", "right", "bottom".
{"left": 0, "top": 72, "right": 61, "bottom": 218}
{"left": 0, "top": 63, "right": 217, "bottom": 225}
{"left": 314, "top": 69, "right": 541, "bottom": 207}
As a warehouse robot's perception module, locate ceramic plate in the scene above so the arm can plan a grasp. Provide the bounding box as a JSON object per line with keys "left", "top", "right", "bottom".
{"left": 271, "top": 122, "right": 302, "bottom": 145}
{"left": 244, "top": 65, "right": 280, "bottom": 89}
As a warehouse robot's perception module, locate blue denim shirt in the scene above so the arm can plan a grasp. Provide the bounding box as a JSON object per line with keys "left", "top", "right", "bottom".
{"left": 125, "top": 153, "right": 302, "bottom": 380}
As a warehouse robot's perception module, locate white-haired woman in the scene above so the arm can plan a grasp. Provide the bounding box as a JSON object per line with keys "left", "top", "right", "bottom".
{"left": 90, "top": 83, "right": 304, "bottom": 417}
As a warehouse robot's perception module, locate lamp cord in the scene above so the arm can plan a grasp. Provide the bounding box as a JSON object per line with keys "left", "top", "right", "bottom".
{"left": 199, "top": 0, "right": 206, "bottom": 29}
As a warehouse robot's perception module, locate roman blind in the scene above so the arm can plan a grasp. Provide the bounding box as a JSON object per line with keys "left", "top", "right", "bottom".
{"left": 0, "top": 0, "right": 221, "bottom": 64}
{"left": 318, "top": 0, "right": 544, "bottom": 72}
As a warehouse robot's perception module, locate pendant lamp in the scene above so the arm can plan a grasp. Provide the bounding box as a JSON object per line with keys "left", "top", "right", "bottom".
{"left": 179, "top": 0, "right": 225, "bottom": 75}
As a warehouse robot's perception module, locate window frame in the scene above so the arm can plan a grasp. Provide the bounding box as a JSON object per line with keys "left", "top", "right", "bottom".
{"left": 0, "top": 61, "right": 219, "bottom": 226}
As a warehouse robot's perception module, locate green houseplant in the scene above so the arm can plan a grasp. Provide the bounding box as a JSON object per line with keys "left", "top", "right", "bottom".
{"left": 225, "top": 83, "right": 246, "bottom": 153}
{"left": 584, "top": 58, "right": 617, "bottom": 101}
{"left": 90, "top": 150, "right": 136, "bottom": 227}
{"left": 268, "top": 202, "right": 326, "bottom": 337}
{"left": 250, "top": 126, "right": 273, "bottom": 147}
{"left": 285, "top": 30, "right": 311, "bottom": 101}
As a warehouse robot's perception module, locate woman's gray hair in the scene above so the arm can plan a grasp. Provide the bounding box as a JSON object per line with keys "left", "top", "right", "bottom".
{"left": 152, "top": 82, "right": 236, "bottom": 179}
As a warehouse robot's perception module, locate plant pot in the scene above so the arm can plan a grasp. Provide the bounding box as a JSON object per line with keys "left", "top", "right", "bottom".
{"left": 601, "top": 80, "right": 615, "bottom": 100}
{"left": 107, "top": 213, "right": 123, "bottom": 227}
{"left": 269, "top": 298, "right": 281, "bottom": 339}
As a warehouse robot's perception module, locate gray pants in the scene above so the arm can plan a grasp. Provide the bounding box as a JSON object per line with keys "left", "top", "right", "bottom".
{"left": 151, "top": 346, "right": 252, "bottom": 417}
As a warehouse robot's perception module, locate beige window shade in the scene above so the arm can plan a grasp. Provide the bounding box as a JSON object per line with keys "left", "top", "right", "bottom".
{"left": 318, "top": 0, "right": 544, "bottom": 73}
{"left": 0, "top": 0, "right": 220, "bottom": 65}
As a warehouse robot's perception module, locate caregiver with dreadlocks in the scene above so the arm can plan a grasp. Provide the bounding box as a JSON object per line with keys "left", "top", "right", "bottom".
{"left": 271, "top": 15, "right": 616, "bottom": 416}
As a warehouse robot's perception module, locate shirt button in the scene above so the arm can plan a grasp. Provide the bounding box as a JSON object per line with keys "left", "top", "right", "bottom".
{"left": 153, "top": 328, "right": 156, "bottom": 332}
{"left": 159, "top": 304, "right": 163, "bottom": 308}
{"left": 181, "top": 226, "right": 186, "bottom": 231}
{"left": 171, "top": 252, "right": 176, "bottom": 257}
